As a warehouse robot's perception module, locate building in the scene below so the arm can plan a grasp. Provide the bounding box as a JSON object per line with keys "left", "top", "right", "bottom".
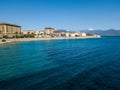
{"left": 70, "top": 32, "right": 80, "bottom": 37}
{"left": 52, "top": 30, "right": 61, "bottom": 37}
{"left": 22, "top": 30, "right": 35, "bottom": 38}
{"left": 0, "top": 22, "right": 21, "bottom": 37}
{"left": 45, "top": 27, "right": 55, "bottom": 35}
{"left": 93, "top": 34, "right": 101, "bottom": 37}
{"left": 22, "top": 30, "right": 34, "bottom": 35}
{"left": 34, "top": 30, "right": 44, "bottom": 38}
{"left": 65, "top": 32, "right": 70, "bottom": 37}
{"left": 81, "top": 32, "right": 87, "bottom": 37}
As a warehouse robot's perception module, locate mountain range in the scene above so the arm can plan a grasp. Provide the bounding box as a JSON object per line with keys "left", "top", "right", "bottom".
{"left": 58, "top": 29, "right": 120, "bottom": 36}
{"left": 81, "top": 29, "right": 120, "bottom": 36}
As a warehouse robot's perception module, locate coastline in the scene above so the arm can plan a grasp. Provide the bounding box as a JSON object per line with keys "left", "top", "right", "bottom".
{"left": 0, "top": 36, "right": 101, "bottom": 44}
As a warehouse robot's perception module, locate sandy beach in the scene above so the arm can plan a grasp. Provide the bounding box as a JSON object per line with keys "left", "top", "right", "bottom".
{"left": 0, "top": 36, "right": 101, "bottom": 44}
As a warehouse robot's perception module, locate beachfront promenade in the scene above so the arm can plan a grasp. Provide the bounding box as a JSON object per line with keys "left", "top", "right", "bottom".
{"left": 0, "top": 36, "right": 101, "bottom": 44}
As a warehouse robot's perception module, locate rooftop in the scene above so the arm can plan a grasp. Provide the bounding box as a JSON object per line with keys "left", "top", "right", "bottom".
{"left": 0, "top": 22, "right": 21, "bottom": 27}
{"left": 23, "top": 30, "right": 34, "bottom": 32}
{"left": 45, "top": 27, "right": 55, "bottom": 29}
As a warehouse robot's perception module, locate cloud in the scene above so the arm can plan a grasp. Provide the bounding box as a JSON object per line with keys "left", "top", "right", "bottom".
{"left": 88, "top": 28, "right": 94, "bottom": 31}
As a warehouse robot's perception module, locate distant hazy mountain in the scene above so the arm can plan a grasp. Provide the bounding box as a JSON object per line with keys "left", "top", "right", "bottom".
{"left": 58, "top": 29, "right": 68, "bottom": 32}
{"left": 81, "top": 29, "right": 120, "bottom": 36}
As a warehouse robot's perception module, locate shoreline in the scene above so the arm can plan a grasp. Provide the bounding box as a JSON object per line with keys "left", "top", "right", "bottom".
{"left": 0, "top": 36, "right": 101, "bottom": 44}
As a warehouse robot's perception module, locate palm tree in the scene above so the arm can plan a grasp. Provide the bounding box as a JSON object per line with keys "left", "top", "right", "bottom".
{"left": 27, "top": 32, "right": 30, "bottom": 38}
{"left": 19, "top": 32, "right": 24, "bottom": 38}
{"left": 14, "top": 32, "right": 18, "bottom": 38}
{"left": 31, "top": 33, "right": 35, "bottom": 38}
{"left": 0, "top": 30, "right": 2, "bottom": 38}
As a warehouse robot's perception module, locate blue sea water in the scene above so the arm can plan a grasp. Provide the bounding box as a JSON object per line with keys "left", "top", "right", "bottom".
{"left": 0, "top": 37, "right": 120, "bottom": 90}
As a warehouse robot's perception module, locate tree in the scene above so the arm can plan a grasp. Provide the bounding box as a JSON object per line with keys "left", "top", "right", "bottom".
{"left": 27, "top": 32, "right": 30, "bottom": 37}
{"left": 3, "top": 35, "right": 8, "bottom": 38}
{"left": 14, "top": 32, "right": 19, "bottom": 38}
{"left": 0, "top": 30, "right": 2, "bottom": 38}
{"left": 30, "top": 33, "right": 35, "bottom": 38}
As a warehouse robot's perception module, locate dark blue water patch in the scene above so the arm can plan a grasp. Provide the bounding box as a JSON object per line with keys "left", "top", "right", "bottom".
{"left": 50, "top": 60, "right": 120, "bottom": 90}
{"left": 0, "top": 37, "right": 120, "bottom": 90}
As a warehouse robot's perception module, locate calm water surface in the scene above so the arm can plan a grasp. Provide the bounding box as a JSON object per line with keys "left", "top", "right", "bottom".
{"left": 0, "top": 37, "right": 120, "bottom": 90}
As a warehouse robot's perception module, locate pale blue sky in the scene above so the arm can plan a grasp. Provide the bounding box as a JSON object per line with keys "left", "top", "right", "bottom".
{"left": 0, "top": 0, "right": 120, "bottom": 31}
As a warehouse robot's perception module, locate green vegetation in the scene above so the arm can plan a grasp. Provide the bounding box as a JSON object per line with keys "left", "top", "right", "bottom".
{"left": 2, "top": 39, "right": 6, "bottom": 42}
{"left": 23, "top": 32, "right": 35, "bottom": 38}
{"left": 3, "top": 35, "right": 8, "bottom": 38}
{"left": 0, "top": 30, "right": 1, "bottom": 34}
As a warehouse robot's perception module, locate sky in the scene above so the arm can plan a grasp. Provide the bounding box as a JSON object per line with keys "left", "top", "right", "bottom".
{"left": 0, "top": 0, "right": 120, "bottom": 31}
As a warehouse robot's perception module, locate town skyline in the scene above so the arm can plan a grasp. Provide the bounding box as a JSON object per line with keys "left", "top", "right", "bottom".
{"left": 0, "top": 22, "right": 101, "bottom": 39}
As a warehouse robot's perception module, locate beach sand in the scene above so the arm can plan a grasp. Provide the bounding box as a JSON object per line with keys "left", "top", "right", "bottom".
{"left": 0, "top": 36, "right": 101, "bottom": 44}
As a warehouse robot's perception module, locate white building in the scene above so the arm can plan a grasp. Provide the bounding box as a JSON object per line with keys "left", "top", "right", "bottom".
{"left": 70, "top": 33, "right": 77, "bottom": 37}
{"left": 70, "top": 32, "right": 82, "bottom": 37}
{"left": 34, "top": 30, "right": 44, "bottom": 38}
{"left": 65, "top": 33, "right": 70, "bottom": 37}
{"left": 81, "top": 32, "right": 86, "bottom": 37}
{"left": 45, "top": 27, "right": 55, "bottom": 35}
{"left": 93, "top": 34, "right": 101, "bottom": 37}
{"left": 22, "top": 30, "right": 34, "bottom": 34}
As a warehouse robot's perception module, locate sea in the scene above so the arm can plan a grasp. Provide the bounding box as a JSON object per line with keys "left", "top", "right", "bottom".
{"left": 0, "top": 36, "right": 120, "bottom": 90}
